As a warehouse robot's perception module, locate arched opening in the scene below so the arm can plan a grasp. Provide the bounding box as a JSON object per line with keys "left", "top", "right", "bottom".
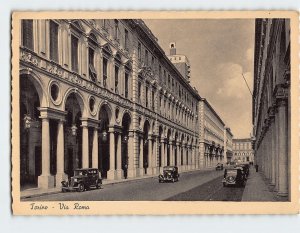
{"left": 20, "top": 74, "right": 42, "bottom": 189}
{"left": 166, "top": 129, "right": 171, "bottom": 166}
{"left": 98, "top": 104, "right": 111, "bottom": 178}
{"left": 121, "top": 112, "right": 131, "bottom": 179}
{"left": 143, "top": 120, "right": 150, "bottom": 174}
{"left": 64, "top": 92, "right": 83, "bottom": 177}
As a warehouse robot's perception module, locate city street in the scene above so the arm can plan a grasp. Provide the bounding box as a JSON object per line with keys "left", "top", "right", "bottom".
{"left": 23, "top": 169, "right": 246, "bottom": 201}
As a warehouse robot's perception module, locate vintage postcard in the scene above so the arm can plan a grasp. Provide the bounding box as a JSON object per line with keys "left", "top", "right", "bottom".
{"left": 11, "top": 11, "right": 299, "bottom": 215}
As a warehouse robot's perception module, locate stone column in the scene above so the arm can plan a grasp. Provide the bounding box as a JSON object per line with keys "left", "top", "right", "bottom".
{"left": 116, "top": 133, "right": 123, "bottom": 179}
{"left": 169, "top": 141, "right": 174, "bottom": 166}
{"left": 139, "top": 137, "right": 144, "bottom": 176}
{"left": 160, "top": 139, "right": 165, "bottom": 173}
{"left": 274, "top": 110, "right": 279, "bottom": 192}
{"left": 277, "top": 100, "right": 288, "bottom": 197}
{"left": 147, "top": 136, "right": 153, "bottom": 175}
{"left": 92, "top": 127, "right": 98, "bottom": 169}
{"left": 56, "top": 119, "right": 67, "bottom": 185}
{"left": 38, "top": 117, "right": 54, "bottom": 189}
{"left": 127, "top": 131, "right": 135, "bottom": 178}
{"left": 151, "top": 136, "right": 157, "bottom": 175}
{"left": 81, "top": 122, "right": 89, "bottom": 168}
{"left": 107, "top": 128, "right": 116, "bottom": 180}
{"left": 164, "top": 141, "right": 168, "bottom": 167}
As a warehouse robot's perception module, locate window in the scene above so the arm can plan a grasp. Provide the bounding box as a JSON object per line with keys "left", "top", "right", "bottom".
{"left": 138, "top": 42, "right": 141, "bottom": 61}
{"left": 159, "top": 65, "right": 161, "bottom": 78}
{"left": 71, "top": 35, "right": 79, "bottom": 73}
{"left": 49, "top": 20, "right": 59, "bottom": 62}
{"left": 115, "top": 66, "right": 119, "bottom": 93}
{"left": 151, "top": 56, "right": 154, "bottom": 68}
{"left": 125, "top": 72, "right": 129, "bottom": 98}
{"left": 168, "top": 75, "right": 170, "bottom": 88}
{"left": 163, "top": 70, "right": 166, "bottom": 84}
{"left": 102, "top": 57, "right": 108, "bottom": 87}
{"left": 145, "top": 50, "right": 148, "bottom": 66}
{"left": 124, "top": 29, "right": 129, "bottom": 50}
{"left": 22, "top": 20, "right": 34, "bottom": 50}
{"left": 89, "top": 47, "right": 97, "bottom": 82}
{"left": 152, "top": 90, "right": 155, "bottom": 111}
{"left": 114, "top": 20, "right": 119, "bottom": 40}
{"left": 145, "top": 86, "right": 149, "bottom": 108}
{"left": 138, "top": 82, "right": 141, "bottom": 103}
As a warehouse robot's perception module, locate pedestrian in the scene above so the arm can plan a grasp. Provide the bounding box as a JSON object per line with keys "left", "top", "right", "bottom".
{"left": 255, "top": 164, "right": 258, "bottom": 172}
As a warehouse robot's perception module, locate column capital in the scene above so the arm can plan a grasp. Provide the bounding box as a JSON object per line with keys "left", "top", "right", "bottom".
{"left": 80, "top": 118, "right": 100, "bottom": 128}
{"left": 38, "top": 107, "right": 67, "bottom": 121}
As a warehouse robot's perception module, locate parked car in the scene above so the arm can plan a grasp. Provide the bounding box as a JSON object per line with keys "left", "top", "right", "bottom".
{"left": 215, "top": 163, "right": 224, "bottom": 170}
{"left": 240, "top": 164, "right": 250, "bottom": 178}
{"left": 222, "top": 168, "right": 246, "bottom": 187}
{"left": 61, "top": 168, "right": 102, "bottom": 192}
{"left": 158, "top": 166, "right": 179, "bottom": 183}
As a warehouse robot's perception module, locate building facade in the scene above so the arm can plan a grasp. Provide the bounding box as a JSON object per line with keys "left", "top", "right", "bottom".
{"left": 224, "top": 127, "right": 234, "bottom": 163}
{"left": 198, "top": 98, "right": 233, "bottom": 168}
{"left": 253, "top": 19, "right": 290, "bottom": 198}
{"left": 232, "top": 138, "right": 254, "bottom": 163}
{"left": 19, "top": 19, "right": 201, "bottom": 190}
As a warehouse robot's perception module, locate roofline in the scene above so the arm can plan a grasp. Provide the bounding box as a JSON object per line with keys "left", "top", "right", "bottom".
{"left": 201, "top": 98, "right": 225, "bottom": 126}
{"left": 134, "top": 19, "right": 201, "bottom": 100}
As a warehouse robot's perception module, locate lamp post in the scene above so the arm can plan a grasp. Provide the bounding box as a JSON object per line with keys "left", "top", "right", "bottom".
{"left": 23, "top": 114, "right": 32, "bottom": 178}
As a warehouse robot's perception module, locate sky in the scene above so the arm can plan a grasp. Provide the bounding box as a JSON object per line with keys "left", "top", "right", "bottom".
{"left": 144, "top": 19, "right": 255, "bottom": 139}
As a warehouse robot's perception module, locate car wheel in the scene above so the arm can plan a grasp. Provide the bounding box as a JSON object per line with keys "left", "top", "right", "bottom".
{"left": 96, "top": 183, "right": 101, "bottom": 189}
{"left": 78, "top": 183, "right": 85, "bottom": 192}
{"left": 62, "top": 189, "right": 66, "bottom": 193}
{"left": 172, "top": 178, "right": 175, "bottom": 183}
{"left": 223, "top": 183, "right": 226, "bottom": 187}
{"left": 159, "top": 180, "right": 161, "bottom": 183}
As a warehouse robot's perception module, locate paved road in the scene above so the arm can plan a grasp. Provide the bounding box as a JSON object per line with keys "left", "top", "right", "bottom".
{"left": 166, "top": 175, "right": 245, "bottom": 201}
{"left": 23, "top": 169, "right": 245, "bottom": 201}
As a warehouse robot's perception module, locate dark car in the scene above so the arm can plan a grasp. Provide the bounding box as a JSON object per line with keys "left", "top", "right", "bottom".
{"left": 158, "top": 166, "right": 179, "bottom": 183}
{"left": 61, "top": 168, "right": 102, "bottom": 192}
{"left": 240, "top": 164, "right": 250, "bottom": 177}
{"left": 222, "top": 168, "right": 246, "bottom": 187}
{"left": 215, "top": 163, "right": 224, "bottom": 170}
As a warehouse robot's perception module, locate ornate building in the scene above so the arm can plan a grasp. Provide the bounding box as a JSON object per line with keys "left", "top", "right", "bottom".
{"left": 198, "top": 98, "right": 233, "bottom": 168}
{"left": 224, "top": 127, "right": 234, "bottom": 163}
{"left": 232, "top": 138, "right": 254, "bottom": 163}
{"left": 19, "top": 19, "right": 200, "bottom": 190}
{"left": 253, "top": 19, "right": 290, "bottom": 198}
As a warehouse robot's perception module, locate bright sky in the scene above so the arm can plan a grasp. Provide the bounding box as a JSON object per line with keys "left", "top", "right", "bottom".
{"left": 144, "top": 19, "right": 255, "bottom": 139}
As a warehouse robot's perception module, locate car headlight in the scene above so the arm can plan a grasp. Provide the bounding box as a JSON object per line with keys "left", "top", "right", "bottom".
{"left": 74, "top": 178, "right": 77, "bottom": 182}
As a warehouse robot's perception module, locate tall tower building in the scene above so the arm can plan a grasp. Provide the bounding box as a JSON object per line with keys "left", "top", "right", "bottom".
{"left": 167, "top": 42, "right": 191, "bottom": 82}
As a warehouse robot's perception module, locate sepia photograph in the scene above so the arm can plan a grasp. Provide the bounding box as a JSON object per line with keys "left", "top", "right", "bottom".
{"left": 11, "top": 11, "right": 299, "bottom": 214}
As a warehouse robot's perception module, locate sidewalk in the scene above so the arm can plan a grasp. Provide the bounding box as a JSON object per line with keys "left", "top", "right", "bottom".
{"left": 21, "top": 167, "right": 214, "bottom": 199}
{"left": 242, "top": 167, "right": 277, "bottom": 201}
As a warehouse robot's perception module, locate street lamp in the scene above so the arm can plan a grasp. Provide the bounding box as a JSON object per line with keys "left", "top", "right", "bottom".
{"left": 23, "top": 114, "right": 32, "bottom": 130}
{"left": 71, "top": 124, "right": 78, "bottom": 136}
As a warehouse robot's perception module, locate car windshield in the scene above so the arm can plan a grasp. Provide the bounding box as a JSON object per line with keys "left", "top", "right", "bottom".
{"left": 226, "top": 170, "right": 237, "bottom": 175}
{"left": 163, "top": 167, "right": 174, "bottom": 171}
{"left": 74, "top": 170, "right": 87, "bottom": 176}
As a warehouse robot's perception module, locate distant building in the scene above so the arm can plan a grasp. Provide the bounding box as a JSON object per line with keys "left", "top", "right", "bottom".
{"left": 232, "top": 138, "right": 254, "bottom": 163}
{"left": 224, "top": 127, "right": 234, "bottom": 162}
{"left": 252, "top": 19, "right": 290, "bottom": 198}
{"left": 167, "top": 42, "right": 191, "bottom": 82}
{"left": 198, "top": 98, "right": 233, "bottom": 168}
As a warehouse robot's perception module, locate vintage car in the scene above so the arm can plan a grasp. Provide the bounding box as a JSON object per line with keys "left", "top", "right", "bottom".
{"left": 239, "top": 164, "right": 250, "bottom": 178}
{"left": 222, "top": 168, "right": 246, "bottom": 187}
{"left": 215, "top": 163, "right": 224, "bottom": 170}
{"left": 158, "top": 166, "right": 179, "bottom": 183}
{"left": 61, "top": 168, "right": 102, "bottom": 192}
